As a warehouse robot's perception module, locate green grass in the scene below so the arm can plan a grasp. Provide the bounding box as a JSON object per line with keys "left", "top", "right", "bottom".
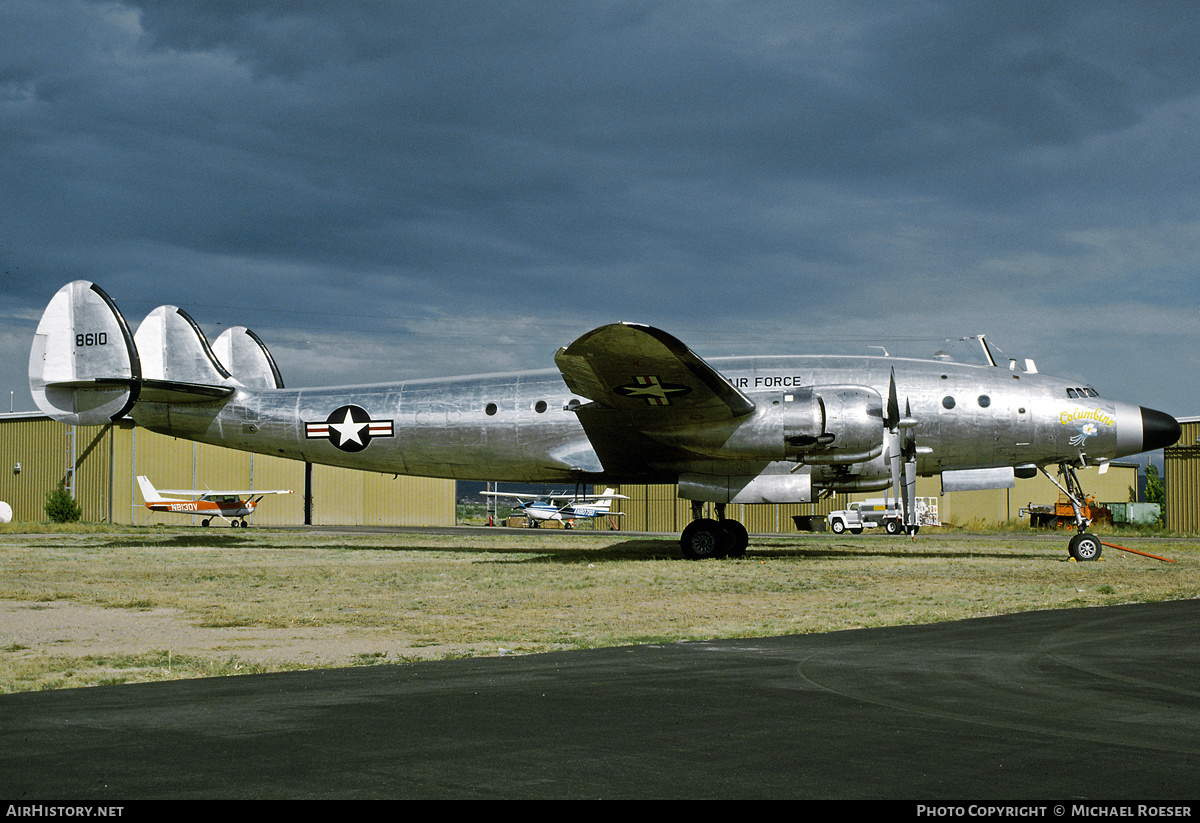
{"left": 0, "top": 649, "right": 285, "bottom": 692}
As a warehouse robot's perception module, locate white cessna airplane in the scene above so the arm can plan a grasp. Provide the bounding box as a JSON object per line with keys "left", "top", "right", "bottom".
{"left": 481, "top": 487, "right": 626, "bottom": 527}
{"left": 30, "top": 281, "right": 1180, "bottom": 560}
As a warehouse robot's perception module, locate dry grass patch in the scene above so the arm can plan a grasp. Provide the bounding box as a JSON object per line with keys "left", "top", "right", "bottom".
{"left": 1, "top": 526, "right": 1197, "bottom": 691}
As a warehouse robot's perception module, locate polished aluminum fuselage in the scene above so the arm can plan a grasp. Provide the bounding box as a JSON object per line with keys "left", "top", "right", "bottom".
{"left": 129, "top": 353, "right": 1147, "bottom": 493}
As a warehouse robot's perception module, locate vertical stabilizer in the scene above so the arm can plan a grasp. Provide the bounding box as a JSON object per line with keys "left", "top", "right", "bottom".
{"left": 213, "top": 327, "right": 285, "bottom": 389}
{"left": 29, "top": 281, "right": 140, "bottom": 424}
{"left": 134, "top": 306, "right": 232, "bottom": 386}
{"left": 136, "top": 476, "right": 161, "bottom": 503}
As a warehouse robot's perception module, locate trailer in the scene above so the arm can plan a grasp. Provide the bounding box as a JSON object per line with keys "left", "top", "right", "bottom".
{"left": 1022, "top": 494, "right": 1112, "bottom": 529}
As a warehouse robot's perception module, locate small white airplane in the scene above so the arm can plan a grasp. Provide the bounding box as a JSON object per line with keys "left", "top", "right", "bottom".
{"left": 136, "top": 475, "right": 291, "bottom": 527}
{"left": 481, "top": 487, "right": 627, "bottom": 527}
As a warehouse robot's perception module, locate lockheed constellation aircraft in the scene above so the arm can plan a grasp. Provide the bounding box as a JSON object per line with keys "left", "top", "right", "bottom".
{"left": 30, "top": 281, "right": 1180, "bottom": 560}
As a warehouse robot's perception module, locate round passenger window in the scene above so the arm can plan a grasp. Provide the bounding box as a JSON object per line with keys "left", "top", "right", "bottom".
{"left": 485, "top": 403, "right": 498, "bottom": 416}
{"left": 942, "top": 396, "right": 956, "bottom": 410}
{"left": 978, "top": 395, "right": 991, "bottom": 408}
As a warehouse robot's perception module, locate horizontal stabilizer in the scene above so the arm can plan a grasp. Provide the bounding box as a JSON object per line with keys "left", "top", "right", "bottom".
{"left": 138, "top": 379, "right": 235, "bottom": 404}
{"left": 29, "top": 281, "right": 140, "bottom": 424}
{"left": 213, "top": 327, "right": 285, "bottom": 389}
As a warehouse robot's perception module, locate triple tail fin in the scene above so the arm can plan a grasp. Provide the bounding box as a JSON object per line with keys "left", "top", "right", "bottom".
{"left": 29, "top": 281, "right": 283, "bottom": 425}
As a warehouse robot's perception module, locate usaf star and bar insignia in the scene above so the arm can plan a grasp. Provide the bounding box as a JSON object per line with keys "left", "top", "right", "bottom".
{"left": 613, "top": 375, "right": 692, "bottom": 406}
{"left": 305, "top": 405, "right": 394, "bottom": 452}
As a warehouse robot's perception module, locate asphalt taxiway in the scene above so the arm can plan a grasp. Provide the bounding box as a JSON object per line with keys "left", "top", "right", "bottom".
{"left": 1, "top": 599, "right": 1197, "bottom": 799}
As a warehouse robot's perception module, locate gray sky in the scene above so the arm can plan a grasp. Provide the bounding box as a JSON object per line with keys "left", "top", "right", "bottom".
{"left": 4, "top": 1, "right": 1199, "bottom": 419}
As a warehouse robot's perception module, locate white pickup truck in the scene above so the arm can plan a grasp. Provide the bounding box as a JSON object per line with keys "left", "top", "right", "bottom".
{"left": 827, "top": 499, "right": 906, "bottom": 535}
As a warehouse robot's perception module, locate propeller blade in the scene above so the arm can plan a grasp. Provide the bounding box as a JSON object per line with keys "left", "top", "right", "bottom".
{"left": 904, "top": 458, "right": 918, "bottom": 534}
{"left": 886, "top": 369, "right": 900, "bottom": 430}
{"left": 901, "top": 398, "right": 918, "bottom": 533}
{"left": 884, "top": 371, "right": 904, "bottom": 519}
{"left": 887, "top": 428, "right": 902, "bottom": 512}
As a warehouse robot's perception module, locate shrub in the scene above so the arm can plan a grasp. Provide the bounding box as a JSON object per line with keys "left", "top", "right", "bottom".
{"left": 45, "top": 479, "right": 82, "bottom": 523}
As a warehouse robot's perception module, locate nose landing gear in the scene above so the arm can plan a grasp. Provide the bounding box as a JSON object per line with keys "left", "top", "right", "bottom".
{"left": 1041, "top": 463, "right": 1103, "bottom": 562}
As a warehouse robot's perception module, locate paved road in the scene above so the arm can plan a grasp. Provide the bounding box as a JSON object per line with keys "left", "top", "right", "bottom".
{"left": 2, "top": 600, "right": 1197, "bottom": 799}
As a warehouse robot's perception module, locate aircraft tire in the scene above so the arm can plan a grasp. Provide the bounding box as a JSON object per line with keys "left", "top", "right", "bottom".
{"left": 202, "top": 518, "right": 211, "bottom": 527}
{"left": 680, "top": 519, "right": 730, "bottom": 560}
{"left": 721, "top": 520, "right": 749, "bottom": 558}
{"left": 1068, "top": 532, "right": 1103, "bottom": 562}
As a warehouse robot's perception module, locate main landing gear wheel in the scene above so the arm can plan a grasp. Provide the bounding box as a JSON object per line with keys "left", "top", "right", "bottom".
{"left": 679, "top": 519, "right": 748, "bottom": 559}
{"left": 1068, "top": 532, "right": 1103, "bottom": 562}
{"left": 680, "top": 519, "right": 731, "bottom": 560}
{"left": 722, "top": 520, "right": 748, "bottom": 558}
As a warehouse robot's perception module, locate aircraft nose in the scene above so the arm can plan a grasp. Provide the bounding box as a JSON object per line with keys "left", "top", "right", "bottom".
{"left": 1141, "top": 407, "right": 1181, "bottom": 452}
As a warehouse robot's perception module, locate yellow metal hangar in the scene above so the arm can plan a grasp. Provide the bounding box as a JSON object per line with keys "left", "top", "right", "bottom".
{"left": 0, "top": 412, "right": 454, "bottom": 527}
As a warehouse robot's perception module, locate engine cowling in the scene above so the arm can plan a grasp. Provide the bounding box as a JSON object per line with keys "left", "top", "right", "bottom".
{"left": 646, "top": 384, "right": 884, "bottom": 465}
{"left": 802, "top": 386, "right": 885, "bottom": 464}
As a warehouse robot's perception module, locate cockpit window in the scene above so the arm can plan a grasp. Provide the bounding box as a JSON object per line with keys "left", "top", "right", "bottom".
{"left": 1066, "top": 387, "right": 1100, "bottom": 399}
{"left": 1067, "top": 388, "right": 1079, "bottom": 398}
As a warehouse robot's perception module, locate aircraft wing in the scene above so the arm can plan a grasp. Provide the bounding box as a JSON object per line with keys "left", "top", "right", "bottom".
{"left": 479, "top": 492, "right": 540, "bottom": 500}
{"left": 546, "top": 492, "right": 629, "bottom": 502}
{"left": 156, "top": 488, "right": 292, "bottom": 496}
{"left": 555, "top": 323, "right": 754, "bottom": 417}
{"left": 554, "top": 324, "right": 756, "bottom": 475}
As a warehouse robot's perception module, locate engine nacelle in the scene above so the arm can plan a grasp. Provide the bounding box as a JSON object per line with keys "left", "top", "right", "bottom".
{"left": 646, "top": 388, "right": 824, "bottom": 461}
{"left": 802, "top": 386, "right": 885, "bottom": 464}
{"left": 646, "top": 385, "right": 884, "bottom": 465}
{"left": 679, "top": 469, "right": 813, "bottom": 504}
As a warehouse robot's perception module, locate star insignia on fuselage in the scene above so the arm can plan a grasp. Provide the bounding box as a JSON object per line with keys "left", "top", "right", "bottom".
{"left": 305, "top": 405, "right": 394, "bottom": 452}
{"left": 613, "top": 375, "right": 692, "bottom": 406}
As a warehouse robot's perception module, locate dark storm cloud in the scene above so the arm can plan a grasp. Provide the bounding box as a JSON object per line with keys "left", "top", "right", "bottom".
{"left": 3, "top": 1, "right": 1200, "bottom": 414}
